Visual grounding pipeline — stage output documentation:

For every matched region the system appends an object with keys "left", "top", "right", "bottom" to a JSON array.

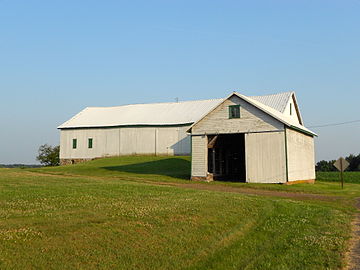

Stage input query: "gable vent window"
[
  {"left": 290, "top": 103, "right": 292, "bottom": 115},
  {"left": 88, "top": 138, "right": 93, "bottom": 149},
  {"left": 229, "top": 105, "right": 240, "bottom": 119},
  {"left": 72, "top": 139, "right": 77, "bottom": 149}
]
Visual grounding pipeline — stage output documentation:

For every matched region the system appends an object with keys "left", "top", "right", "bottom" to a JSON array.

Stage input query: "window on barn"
[
  {"left": 290, "top": 103, "right": 292, "bottom": 115},
  {"left": 72, "top": 139, "right": 77, "bottom": 149},
  {"left": 88, "top": 138, "right": 93, "bottom": 149},
  {"left": 229, "top": 105, "right": 240, "bottom": 119}
]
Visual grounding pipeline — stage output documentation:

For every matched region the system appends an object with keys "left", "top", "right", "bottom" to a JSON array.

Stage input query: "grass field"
[
  {"left": 317, "top": 171, "right": 360, "bottom": 184},
  {"left": 1, "top": 156, "right": 359, "bottom": 269}
]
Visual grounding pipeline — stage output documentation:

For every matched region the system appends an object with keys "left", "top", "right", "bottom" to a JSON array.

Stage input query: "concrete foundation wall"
[
  {"left": 286, "top": 128, "right": 316, "bottom": 182},
  {"left": 60, "top": 126, "right": 191, "bottom": 160},
  {"left": 245, "top": 131, "right": 287, "bottom": 183}
]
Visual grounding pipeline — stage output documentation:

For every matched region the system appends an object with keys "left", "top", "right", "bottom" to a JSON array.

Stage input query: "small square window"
[
  {"left": 72, "top": 139, "right": 77, "bottom": 149},
  {"left": 229, "top": 105, "right": 240, "bottom": 119},
  {"left": 88, "top": 138, "right": 93, "bottom": 149}
]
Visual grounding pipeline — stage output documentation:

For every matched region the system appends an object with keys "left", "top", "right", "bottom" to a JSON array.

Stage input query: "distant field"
[
  {"left": 317, "top": 171, "right": 360, "bottom": 184},
  {"left": 0, "top": 156, "right": 359, "bottom": 269}
]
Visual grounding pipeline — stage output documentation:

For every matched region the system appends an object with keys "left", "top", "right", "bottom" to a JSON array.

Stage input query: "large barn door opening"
[{"left": 207, "top": 134, "right": 246, "bottom": 182}]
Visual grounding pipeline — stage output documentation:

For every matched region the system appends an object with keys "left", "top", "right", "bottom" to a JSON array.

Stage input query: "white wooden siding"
[
  {"left": 192, "top": 95, "right": 284, "bottom": 135},
  {"left": 191, "top": 135, "right": 208, "bottom": 177},
  {"left": 60, "top": 126, "right": 191, "bottom": 159},
  {"left": 283, "top": 96, "right": 301, "bottom": 124},
  {"left": 245, "top": 131, "right": 287, "bottom": 183},
  {"left": 286, "top": 128, "right": 316, "bottom": 181}
]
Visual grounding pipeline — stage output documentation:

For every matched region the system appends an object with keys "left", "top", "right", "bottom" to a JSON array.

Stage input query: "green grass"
[
  {"left": 0, "top": 156, "right": 359, "bottom": 269},
  {"left": 29, "top": 156, "right": 360, "bottom": 197},
  {"left": 30, "top": 156, "right": 192, "bottom": 181},
  {"left": 317, "top": 171, "right": 360, "bottom": 184}
]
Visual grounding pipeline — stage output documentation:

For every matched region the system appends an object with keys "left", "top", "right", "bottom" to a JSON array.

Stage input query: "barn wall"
[
  {"left": 286, "top": 128, "right": 315, "bottom": 182},
  {"left": 119, "top": 128, "right": 156, "bottom": 155},
  {"left": 192, "top": 95, "right": 284, "bottom": 135},
  {"left": 245, "top": 131, "right": 287, "bottom": 183},
  {"left": 60, "top": 128, "right": 120, "bottom": 160},
  {"left": 60, "top": 125, "right": 191, "bottom": 162},
  {"left": 191, "top": 135, "right": 208, "bottom": 178},
  {"left": 283, "top": 96, "right": 301, "bottom": 124}
]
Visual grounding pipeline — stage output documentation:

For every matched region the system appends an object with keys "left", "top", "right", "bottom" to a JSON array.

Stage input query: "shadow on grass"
[{"left": 101, "top": 158, "right": 191, "bottom": 180}]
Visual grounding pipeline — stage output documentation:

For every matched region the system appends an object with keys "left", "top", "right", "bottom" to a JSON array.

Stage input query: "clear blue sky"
[{"left": 1, "top": 0, "right": 359, "bottom": 164}]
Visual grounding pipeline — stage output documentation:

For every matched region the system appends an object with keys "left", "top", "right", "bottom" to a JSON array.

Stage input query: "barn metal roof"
[
  {"left": 235, "top": 92, "right": 316, "bottom": 136},
  {"left": 58, "top": 99, "right": 224, "bottom": 129},
  {"left": 58, "top": 91, "right": 312, "bottom": 135},
  {"left": 251, "top": 92, "right": 293, "bottom": 113}
]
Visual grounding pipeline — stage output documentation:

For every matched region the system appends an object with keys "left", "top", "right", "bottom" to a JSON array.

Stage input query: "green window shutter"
[
  {"left": 236, "top": 105, "right": 240, "bottom": 118},
  {"left": 229, "top": 105, "right": 240, "bottom": 119},
  {"left": 88, "top": 138, "right": 93, "bottom": 149},
  {"left": 72, "top": 139, "right": 77, "bottom": 149}
]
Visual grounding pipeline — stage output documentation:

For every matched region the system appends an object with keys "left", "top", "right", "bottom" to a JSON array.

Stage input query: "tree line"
[
  {"left": 0, "top": 164, "right": 42, "bottom": 168},
  {"left": 316, "top": 154, "right": 360, "bottom": 172}
]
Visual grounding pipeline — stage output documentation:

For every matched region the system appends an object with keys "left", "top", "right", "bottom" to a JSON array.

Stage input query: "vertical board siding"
[
  {"left": 286, "top": 128, "right": 316, "bottom": 181},
  {"left": 60, "top": 126, "right": 191, "bottom": 160},
  {"left": 119, "top": 128, "right": 156, "bottom": 155},
  {"left": 156, "top": 128, "right": 179, "bottom": 155},
  {"left": 191, "top": 135, "right": 207, "bottom": 177},
  {"left": 60, "top": 128, "right": 119, "bottom": 159},
  {"left": 192, "top": 95, "right": 284, "bottom": 135},
  {"left": 245, "top": 131, "right": 287, "bottom": 183}
]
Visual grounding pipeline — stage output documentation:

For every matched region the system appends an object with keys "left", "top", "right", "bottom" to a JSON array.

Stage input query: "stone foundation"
[
  {"left": 190, "top": 176, "right": 316, "bottom": 185},
  {"left": 60, "top": 158, "right": 93, "bottom": 166},
  {"left": 191, "top": 173, "right": 214, "bottom": 182},
  {"left": 284, "top": 179, "right": 315, "bottom": 185}
]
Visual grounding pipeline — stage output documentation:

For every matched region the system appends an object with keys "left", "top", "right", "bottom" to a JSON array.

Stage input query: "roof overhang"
[{"left": 58, "top": 122, "right": 194, "bottom": 130}]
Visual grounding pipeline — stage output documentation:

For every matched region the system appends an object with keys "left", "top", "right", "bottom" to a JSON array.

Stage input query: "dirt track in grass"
[
  {"left": 153, "top": 181, "right": 342, "bottom": 201},
  {"left": 347, "top": 198, "right": 360, "bottom": 270},
  {"left": 19, "top": 169, "right": 342, "bottom": 202},
  {"left": 24, "top": 170, "right": 340, "bottom": 202}
]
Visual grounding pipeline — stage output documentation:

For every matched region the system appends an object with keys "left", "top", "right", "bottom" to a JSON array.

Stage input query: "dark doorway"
[{"left": 207, "top": 134, "right": 246, "bottom": 181}]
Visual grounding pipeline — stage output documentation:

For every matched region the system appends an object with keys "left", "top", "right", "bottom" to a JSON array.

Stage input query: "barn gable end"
[
  {"left": 188, "top": 92, "right": 316, "bottom": 183},
  {"left": 190, "top": 94, "right": 285, "bottom": 135},
  {"left": 281, "top": 93, "right": 303, "bottom": 125}
]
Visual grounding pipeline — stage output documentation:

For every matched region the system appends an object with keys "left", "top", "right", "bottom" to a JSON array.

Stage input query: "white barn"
[
  {"left": 58, "top": 98, "right": 222, "bottom": 164},
  {"left": 188, "top": 92, "right": 316, "bottom": 184},
  {"left": 58, "top": 91, "right": 316, "bottom": 184}
]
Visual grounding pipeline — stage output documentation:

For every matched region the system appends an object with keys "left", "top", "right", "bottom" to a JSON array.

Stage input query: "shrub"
[{"left": 36, "top": 144, "right": 60, "bottom": 166}]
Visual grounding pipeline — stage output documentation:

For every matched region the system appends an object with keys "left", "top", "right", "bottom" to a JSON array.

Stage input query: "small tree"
[{"left": 36, "top": 144, "right": 60, "bottom": 166}]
